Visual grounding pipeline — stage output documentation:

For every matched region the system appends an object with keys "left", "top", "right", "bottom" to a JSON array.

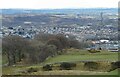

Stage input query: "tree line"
[{"left": 2, "top": 33, "right": 90, "bottom": 66}]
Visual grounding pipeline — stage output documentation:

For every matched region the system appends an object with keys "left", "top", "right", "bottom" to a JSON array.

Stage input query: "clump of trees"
[
  {"left": 35, "top": 33, "right": 70, "bottom": 51},
  {"left": 2, "top": 35, "right": 57, "bottom": 65},
  {"left": 2, "top": 33, "right": 89, "bottom": 66},
  {"left": 2, "top": 35, "right": 29, "bottom": 65}
]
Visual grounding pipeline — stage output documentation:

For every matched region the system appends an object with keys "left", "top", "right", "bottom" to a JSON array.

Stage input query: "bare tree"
[{"left": 2, "top": 35, "right": 29, "bottom": 65}]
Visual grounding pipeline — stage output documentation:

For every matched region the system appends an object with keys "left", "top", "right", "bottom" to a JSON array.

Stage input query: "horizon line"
[{"left": 1, "top": 7, "right": 118, "bottom": 10}]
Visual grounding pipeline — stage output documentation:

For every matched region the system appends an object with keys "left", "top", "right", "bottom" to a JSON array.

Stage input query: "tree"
[
  {"left": 2, "top": 35, "right": 29, "bottom": 65},
  {"left": 46, "top": 45, "right": 57, "bottom": 57},
  {"left": 56, "top": 34, "right": 70, "bottom": 49},
  {"left": 34, "top": 33, "right": 54, "bottom": 43},
  {"left": 13, "top": 36, "right": 29, "bottom": 62},
  {"left": 47, "top": 39, "right": 62, "bottom": 51},
  {"left": 69, "top": 40, "right": 90, "bottom": 49},
  {"left": 24, "top": 39, "right": 57, "bottom": 64},
  {"left": 38, "top": 45, "right": 57, "bottom": 62},
  {"left": 35, "top": 33, "right": 70, "bottom": 50},
  {"left": 25, "top": 40, "right": 44, "bottom": 64},
  {"left": 2, "top": 39, "right": 13, "bottom": 65},
  {"left": 69, "top": 40, "right": 80, "bottom": 49}
]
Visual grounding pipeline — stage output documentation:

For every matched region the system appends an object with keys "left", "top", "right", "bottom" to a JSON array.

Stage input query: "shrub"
[
  {"left": 60, "top": 62, "right": 76, "bottom": 70},
  {"left": 114, "top": 61, "right": 120, "bottom": 68},
  {"left": 27, "top": 67, "right": 38, "bottom": 73},
  {"left": 84, "top": 61, "right": 99, "bottom": 71},
  {"left": 110, "top": 61, "right": 120, "bottom": 71},
  {"left": 88, "top": 49, "right": 100, "bottom": 53},
  {"left": 43, "top": 64, "right": 52, "bottom": 71}
]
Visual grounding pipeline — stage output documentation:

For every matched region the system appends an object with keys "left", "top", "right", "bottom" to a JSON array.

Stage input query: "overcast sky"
[{"left": 0, "top": 0, "right": 119, "bottom": 9}]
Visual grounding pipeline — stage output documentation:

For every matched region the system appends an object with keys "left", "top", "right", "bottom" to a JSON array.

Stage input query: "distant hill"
[{"left": 1, "top": 8, "right": 117, "bottom": 14}]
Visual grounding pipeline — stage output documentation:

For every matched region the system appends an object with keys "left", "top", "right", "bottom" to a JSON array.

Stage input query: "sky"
[{"left": 0, "top": 0, "right": 119, "bottom": 9}]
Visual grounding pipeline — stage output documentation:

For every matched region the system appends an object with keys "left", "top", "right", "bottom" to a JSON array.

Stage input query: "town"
[{"left": 1, "top": 10, "right": 119, "bottom": 51}]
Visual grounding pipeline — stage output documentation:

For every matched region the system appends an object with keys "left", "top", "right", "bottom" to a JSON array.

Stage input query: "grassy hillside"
[
  {"left": 44, "top": 49, "right": 118, "bottom": 64},
  {"left": 2, "top": 48, "right": 119, "bottom": 75},
  {"left": 2, "top": 65, "right": 119, "bottom": 75}
]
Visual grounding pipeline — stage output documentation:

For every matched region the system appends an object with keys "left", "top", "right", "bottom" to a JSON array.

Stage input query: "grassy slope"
[
  {"left": 2, "top": 66, "right": 119, "bottom": 75},
  {"left": 2, "top": 49, "right": 119, "bottom": 75},
  {"left": 44, "top": 50, "right": 118, "bottom": 64}
]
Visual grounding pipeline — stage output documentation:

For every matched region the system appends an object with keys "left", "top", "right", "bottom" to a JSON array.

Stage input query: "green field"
[
  {"left": 44, "top": 50, "right": 118, "bottom": 64},
  {"left": 2, "top": 49, "right": 119, "bottom": 75}
]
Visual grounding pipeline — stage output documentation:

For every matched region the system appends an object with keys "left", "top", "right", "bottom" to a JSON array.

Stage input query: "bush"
[
  {"left": 27, "top": 67, "right": 38, "bottom": 73},
  {"left": 88, "top": 49, "right": 100, "bottom": 53},
  {"left": 114, "top": 61, "right": 120, "bottom": 68},
  {"left": 110, "top": 61, "right": 120, "bottom": 71},
  {"left": 43, "top": 64, "right": 52, "bottom": 71},
  {"left": 84, "top": 61, "right": 99, "bottom": 71},
  {"left": 60, "top": 62, "right": 76, "bottom": 70}
]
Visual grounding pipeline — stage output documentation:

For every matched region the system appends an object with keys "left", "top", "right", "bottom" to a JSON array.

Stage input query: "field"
[
  {"left": 2, "top": 49, "right": 119, "bottom": 75},
  {"left": 44, "top": 51, "right": 118, "bottom": 64}
]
